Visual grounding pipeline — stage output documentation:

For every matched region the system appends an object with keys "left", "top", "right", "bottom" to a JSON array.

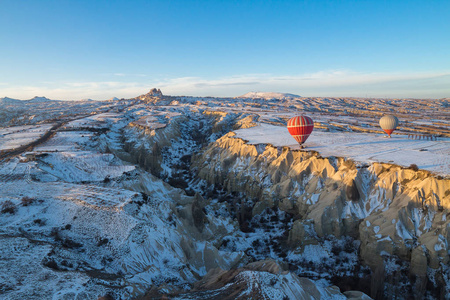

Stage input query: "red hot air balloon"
[{"left": 287, "top": 116, "right": 314, "bottom": 146}]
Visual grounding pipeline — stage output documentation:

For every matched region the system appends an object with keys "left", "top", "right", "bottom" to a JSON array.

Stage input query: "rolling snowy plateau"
[{"left": 0, "top": 90, "right": 449, "bottom": 300}]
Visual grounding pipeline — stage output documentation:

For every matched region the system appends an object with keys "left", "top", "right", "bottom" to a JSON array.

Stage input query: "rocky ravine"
[
  {"left": 2, "top": 101, "right": 448, "bottom": 299},
  {"left": 110, "top": 110, "right": 374, "bottom": 299},
  {"left": 191, "top": 131, "right": 450, "bottom": 299},
  {"left": 117, "top": 109, "right": 449, "bottom": 299}
]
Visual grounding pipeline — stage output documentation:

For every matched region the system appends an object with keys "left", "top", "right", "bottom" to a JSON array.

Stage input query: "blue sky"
[{"left": 1, "top": 0, "right": 449, "bottom": 99}]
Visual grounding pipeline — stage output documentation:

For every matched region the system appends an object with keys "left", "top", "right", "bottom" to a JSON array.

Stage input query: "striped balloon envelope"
[
  {"left": 287, "top": 116, "right": 314, "bottom": 145},
  {"left": 379, "top": 115, "right": 399, "bottom": 137}
]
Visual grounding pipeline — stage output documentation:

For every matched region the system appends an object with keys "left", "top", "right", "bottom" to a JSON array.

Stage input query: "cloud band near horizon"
[{"left": 1, "top": 70, "right": 449, "bottom": 100}]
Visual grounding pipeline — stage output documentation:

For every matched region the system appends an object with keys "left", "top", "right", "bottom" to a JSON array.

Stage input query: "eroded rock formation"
[{"left": 192, "top": 132, "right": 450, "bottom": 298}]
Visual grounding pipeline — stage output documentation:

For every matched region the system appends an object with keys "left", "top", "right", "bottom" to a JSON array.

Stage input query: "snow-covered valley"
[{"left": 0, "top": 90, "right": 449, "bottom": 299}]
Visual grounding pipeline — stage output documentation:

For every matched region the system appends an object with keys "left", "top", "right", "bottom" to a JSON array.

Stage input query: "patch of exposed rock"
[{"left": 141, "top": 260, "right": 370, "bottom": 300}]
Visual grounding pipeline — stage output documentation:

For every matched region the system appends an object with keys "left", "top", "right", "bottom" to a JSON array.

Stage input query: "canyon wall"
[
  {"left": 114, "top": 110, "right": 449, "bottom": 298},
  {"left": 192, "top": 132, "right": 450, "bottom": 298}
]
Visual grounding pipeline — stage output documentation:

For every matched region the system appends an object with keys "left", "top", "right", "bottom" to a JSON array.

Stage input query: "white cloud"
[
  {"left": 155, "top": 70, "right": 450, "bottom": 98},
  {"left": 112, "top": 73, "right": 147, "bottom": 77},
  {"left": 1, "top": 70, "right": 449, "bottom": 100},
  {"left": 0, "top": 81, "right": 151, "bottom": 100}
]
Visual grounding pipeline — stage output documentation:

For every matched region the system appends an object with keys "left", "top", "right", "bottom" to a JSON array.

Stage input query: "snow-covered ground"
[
  {"left": 234, "top": 123, "right": 450, "bottom": 176},
  {"left": 63, "top": 112, "right": 123, "bottom": 129},
  {"left": 239, "top": 91, "right": 301, "bottom": 99},
  {"left": 0, "top": 124, "right": 54, "bottom": 151}
]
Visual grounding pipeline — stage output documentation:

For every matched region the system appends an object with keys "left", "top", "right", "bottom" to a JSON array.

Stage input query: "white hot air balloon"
[{"left": 379, "top": 115, "right": 399, "bottom": 137}]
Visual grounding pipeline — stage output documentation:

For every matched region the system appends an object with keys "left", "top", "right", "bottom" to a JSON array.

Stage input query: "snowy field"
[
  {"left": 34, "top": 131, "right": 95, "bottom": 152},
  {"left": 234, "top": 123, "right": 450, "bottom": 176},
  {"left": 0, "top": 124, "right": 54, "bottom": 151},
  {"left": 63, "top": 112, "right": 123, "bottom": 129}
]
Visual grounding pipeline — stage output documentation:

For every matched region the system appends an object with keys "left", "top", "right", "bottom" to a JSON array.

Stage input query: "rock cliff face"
[{"left": 192, "top": 132, "right": 450, "bottom": 298}]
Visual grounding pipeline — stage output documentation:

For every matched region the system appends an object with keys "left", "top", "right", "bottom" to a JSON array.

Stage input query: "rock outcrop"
[
  {"left": 141, "top": 260, "right": 370, "bottom": 300},
  {"left": 133, "top": 88, "right": 164, "bottom": 104}
]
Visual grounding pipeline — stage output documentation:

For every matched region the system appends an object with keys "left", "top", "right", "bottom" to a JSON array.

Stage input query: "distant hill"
[
  {"left": 239, "top": 92, "right": 301, "bottom": 99},
  {"left": 0, "top": 97, "right": 21, "bottom": 104},
  {"left": 0, "top": 96, "right": 95, "bottom": 103},
  {"left": 28, "top": 96, "right": 54, "bottom": 103},
  {"left": 0, "top": 96, "right": 57, "bottom": 104}
]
